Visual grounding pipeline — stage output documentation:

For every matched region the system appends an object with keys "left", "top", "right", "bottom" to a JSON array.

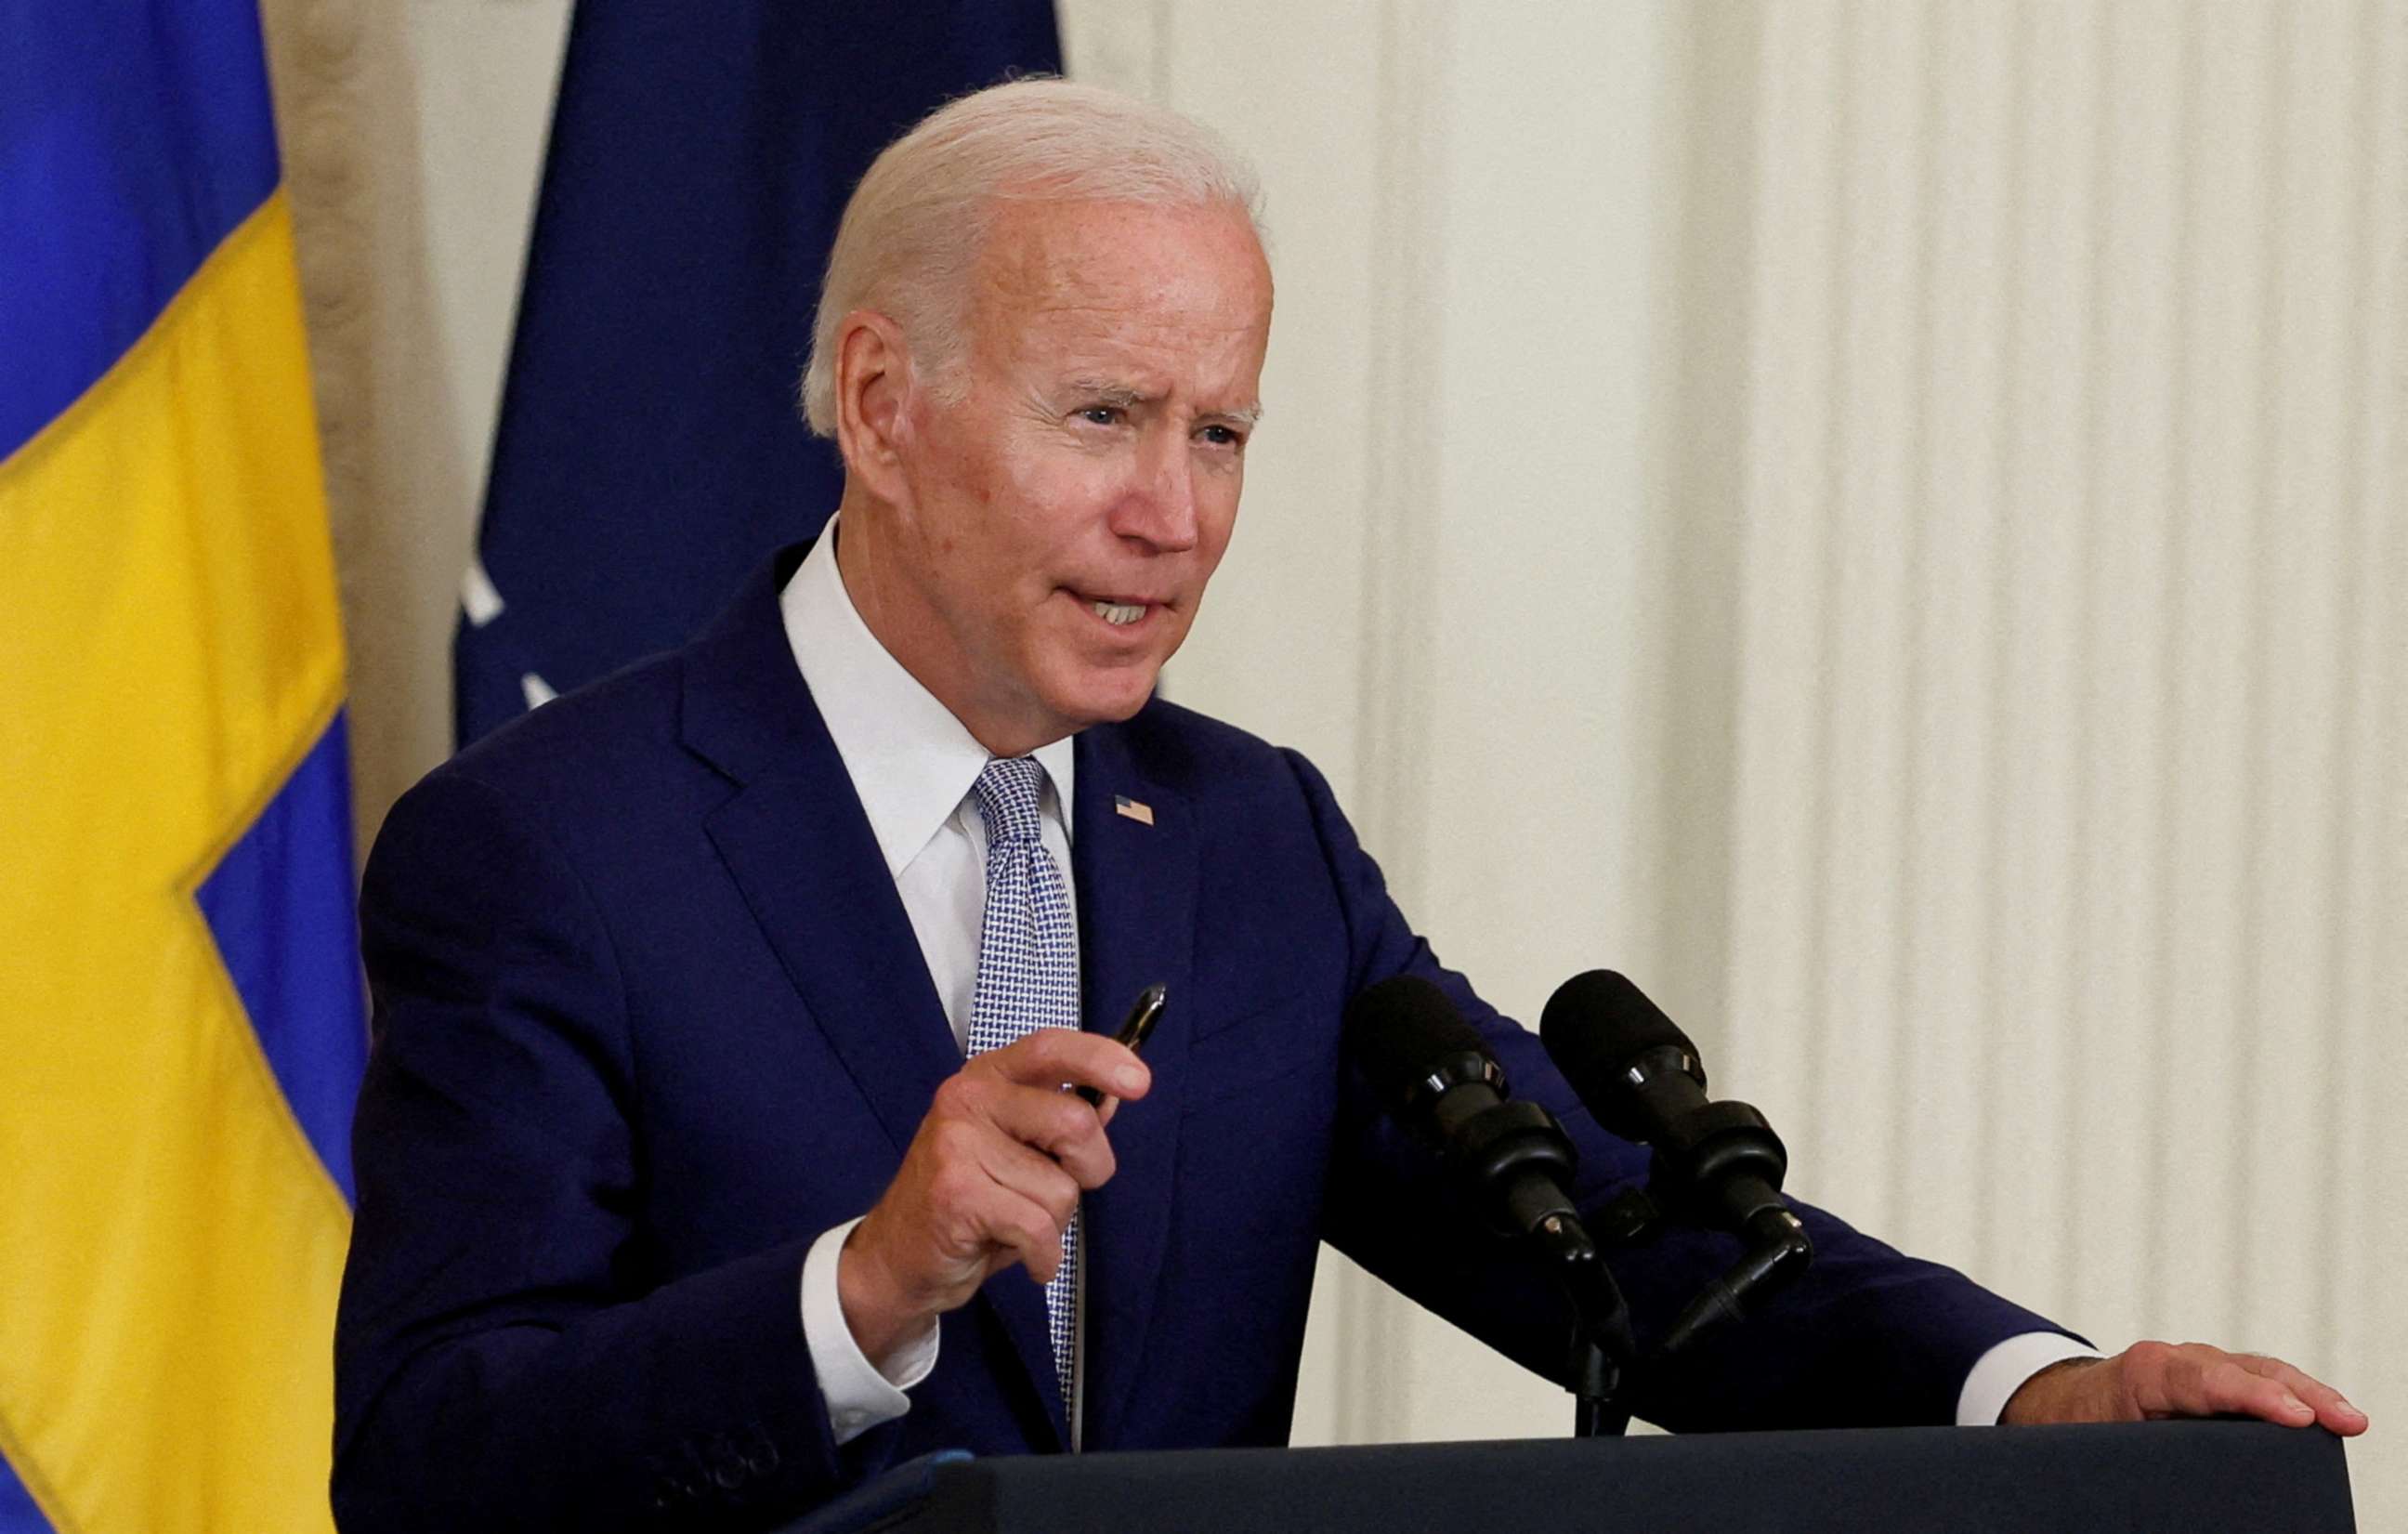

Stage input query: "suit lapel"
[
  {"left": 1071, "top": 721, "right": 1197, "bottom": 1448},
  {"left": 682, "top": 549, "right": 961, "bottom": 1162},
  {"left": 704, "top": 780, "right": 962, "bottom": 1160}
]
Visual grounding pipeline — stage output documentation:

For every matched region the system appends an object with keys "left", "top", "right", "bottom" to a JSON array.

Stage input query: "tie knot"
[{"left": 972, "top": 756, "right": 1048, "bottom": 846}]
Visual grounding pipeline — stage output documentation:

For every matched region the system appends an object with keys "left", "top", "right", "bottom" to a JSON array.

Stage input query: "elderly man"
[{"left": 332, "top": 81, "right": 2361, "bottom": 1532}]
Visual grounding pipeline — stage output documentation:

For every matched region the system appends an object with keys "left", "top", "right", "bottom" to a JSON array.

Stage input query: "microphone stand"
[
  {"left": 1568, "top": 1298, "right": 1631, "bottom": 1439},
  {"left": 1528, "top": 1203, "right": 1642, "bottom": 1438},
  {"left": 1552, "top": 1187, "right": 1813, "bottom": 1436}
]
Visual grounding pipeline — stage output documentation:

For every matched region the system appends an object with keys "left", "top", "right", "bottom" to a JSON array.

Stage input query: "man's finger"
[
  {"left": 2140, "top": 1345, "right": 2317, "bottom": 1428},
  {"left": 2196, "top": 1356, "right": 2314, "bottom": 1424},
  {"left": 979, "top": 1081, "right": 1120, "bottom": 1189},
  {"left": 2233, "top": 1354, "right": 2371, "bottom": 1436},
  {"left": 972, "top": 1127, "right": 1087, "bottom": 1234},
  {"left": 976, "top": 1184, "right": 1070, "bottom": 1284},
  {"left": 975, "top": 1028, "right": 1150, "bottom": 1103}
]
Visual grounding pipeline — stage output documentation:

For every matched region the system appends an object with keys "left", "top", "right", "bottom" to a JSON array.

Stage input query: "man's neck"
[{"left": 830, "top": 499, "right": 1067, "bottom": 760}]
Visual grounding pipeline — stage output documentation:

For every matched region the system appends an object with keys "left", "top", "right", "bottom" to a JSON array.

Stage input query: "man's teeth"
[{"left": 1092, "top": 600, "right": 1145, "bottom": 626}]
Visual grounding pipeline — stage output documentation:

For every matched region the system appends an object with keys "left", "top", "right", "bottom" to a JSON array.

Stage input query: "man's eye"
[
  {"left": 1198, "top": 424, "right": 1245, "bottom": 449},
  {"left": 1078, "top": 406, "right": 1125, "bottom": 426}
]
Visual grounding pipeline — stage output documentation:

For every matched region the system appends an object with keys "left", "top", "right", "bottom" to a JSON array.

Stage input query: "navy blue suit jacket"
[{"left": 334, "top": 547, "right": 2061, "bottom": 1531}]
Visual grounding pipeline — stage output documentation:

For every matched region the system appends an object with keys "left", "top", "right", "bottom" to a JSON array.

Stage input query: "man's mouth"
[{"left": 1069, "top": 589, "right": 1160, "bottom": 627}]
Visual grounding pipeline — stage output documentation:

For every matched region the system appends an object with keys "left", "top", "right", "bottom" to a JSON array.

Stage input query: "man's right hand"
[{"left": 837, "top": 1029, "right": 1150, "bottom": 1369}]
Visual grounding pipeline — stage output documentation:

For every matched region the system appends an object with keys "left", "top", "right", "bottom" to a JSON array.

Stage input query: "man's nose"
[{"left": 1111, "top": 428, "right": 1199, "bottom": 552}]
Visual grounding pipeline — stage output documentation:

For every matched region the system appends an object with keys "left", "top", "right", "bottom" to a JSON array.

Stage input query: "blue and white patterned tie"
[{"left": 966, "top": 755, "right": 1080, "bottom": 1413}]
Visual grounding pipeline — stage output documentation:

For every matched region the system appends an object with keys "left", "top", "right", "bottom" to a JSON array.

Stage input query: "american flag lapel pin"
[{"left": 1114, "top": 794, "right": 1155, "bottom": 826}]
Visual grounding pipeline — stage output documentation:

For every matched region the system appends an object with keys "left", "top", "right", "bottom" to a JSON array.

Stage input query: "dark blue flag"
[{"left": 456, "top": 1, "right": 1061, "bottom": 745}]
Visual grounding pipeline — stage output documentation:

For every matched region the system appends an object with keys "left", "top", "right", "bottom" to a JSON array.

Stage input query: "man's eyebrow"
[
  {"left": 1065, "top": 378, "right": 1149, "bottom": 409},
  {"left": 1063, "top": 378, "right": 1262, "bottom": 428}
]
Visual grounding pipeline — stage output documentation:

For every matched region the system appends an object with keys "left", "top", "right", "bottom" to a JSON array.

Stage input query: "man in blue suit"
[{"left": 333, "top": 80, "right": 2362, "bottom": 1533}]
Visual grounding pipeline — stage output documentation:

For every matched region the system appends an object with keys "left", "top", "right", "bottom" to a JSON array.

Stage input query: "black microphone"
[
  {"left": 1538, "top": 970, "right": 1792, "bottom": 1235},
  {"left": 1540, "top": 970, "right": 1812, "bottom": 1352},
  {"left": 1345, "top": 975, "right": 1584, "bottom": 1242},
  {"left": 1346, "top": 975, "right": 1636, "bottom": 1417}
]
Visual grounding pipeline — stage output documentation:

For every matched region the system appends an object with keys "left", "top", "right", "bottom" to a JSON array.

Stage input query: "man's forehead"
[
  {"left": 974, "top": 197, "right": 1270, "bottom": 308},
  {"left": 959, "top": 199, "right": 1272, "bottom": 411}
]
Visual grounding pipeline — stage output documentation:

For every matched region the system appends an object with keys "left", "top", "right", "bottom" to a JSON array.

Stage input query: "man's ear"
[{"left": 832, "top": 310, "right": 914, "bottom": 503}]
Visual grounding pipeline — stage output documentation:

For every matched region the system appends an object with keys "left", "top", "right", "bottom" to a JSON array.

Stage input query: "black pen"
[{"left": 1078, "top": 983, "right": 1168, "bottom": 1107}]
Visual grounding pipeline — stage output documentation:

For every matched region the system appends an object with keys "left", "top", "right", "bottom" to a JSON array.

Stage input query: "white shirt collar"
[{"left": 779, "top": 517, "right": 1076, "bottom": 878}]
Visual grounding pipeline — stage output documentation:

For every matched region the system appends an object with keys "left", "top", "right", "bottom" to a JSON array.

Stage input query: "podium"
[{"left": 787, "top": 1422, "right": 2353, "bottom": 1533}]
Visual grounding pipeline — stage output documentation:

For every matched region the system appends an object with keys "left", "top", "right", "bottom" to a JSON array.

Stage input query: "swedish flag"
[{"left": 0, "top": 4, "right": 366, "bottom": 1529}]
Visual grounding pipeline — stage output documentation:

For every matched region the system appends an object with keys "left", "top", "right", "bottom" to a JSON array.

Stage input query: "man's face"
[{"left": 871, "top": 198, "right": 1273, "bottom": 754}]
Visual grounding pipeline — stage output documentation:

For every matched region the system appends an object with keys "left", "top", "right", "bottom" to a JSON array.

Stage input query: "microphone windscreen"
[
  {"left": 1539, "top": 970, "right": 1695, "bottom": 1103},
  {"left": 1345, "top": 975, "right": 1489, "bottom": 1111}
]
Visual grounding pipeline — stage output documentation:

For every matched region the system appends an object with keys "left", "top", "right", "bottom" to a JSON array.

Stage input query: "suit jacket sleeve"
[
  {"left": 1280, "top": 747, "right": 2073, "bottom": 1430},
  {"left": 334, "top": 769, "right": 888, "bottom": 1532}
]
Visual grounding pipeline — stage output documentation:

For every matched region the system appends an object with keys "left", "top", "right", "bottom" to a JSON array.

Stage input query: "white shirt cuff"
[
  {"left": 1956, "top": 1331, "right": 2103, "bottom": 1425},
  {"left": 800, "top": 1217, "right": 940, "bottom": 1446}
]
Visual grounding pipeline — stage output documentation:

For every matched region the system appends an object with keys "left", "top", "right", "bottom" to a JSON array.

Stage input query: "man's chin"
[
  {"left": 1051, "top": 666, "right": 1165, "bottom": 730},
  {"left": 1071, "top": 686, "right": 1159, "bottom": 728}
]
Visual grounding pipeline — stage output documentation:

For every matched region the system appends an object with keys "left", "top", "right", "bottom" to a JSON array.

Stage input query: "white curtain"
[
  {"left": 1722, "top": 0, "right": 2407, "bottom": 1392},
  {"left": 1068, "top": 1, "right": 2407, "bottom": 1519}
]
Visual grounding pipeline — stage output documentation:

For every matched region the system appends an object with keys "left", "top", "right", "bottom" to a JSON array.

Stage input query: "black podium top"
[{"left": 826, "top": 1422, "right": 2351, "bottom": 1534}]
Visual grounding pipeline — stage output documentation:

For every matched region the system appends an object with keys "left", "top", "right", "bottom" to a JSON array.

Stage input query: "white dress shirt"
[{"left": 779, "top": 518, "right": 2092, "bottom": 1442}]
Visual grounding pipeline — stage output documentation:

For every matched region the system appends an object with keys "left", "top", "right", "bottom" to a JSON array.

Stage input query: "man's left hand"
[{"left": 2002, "top": 1342, "right": 2368, "bottom": 1434}]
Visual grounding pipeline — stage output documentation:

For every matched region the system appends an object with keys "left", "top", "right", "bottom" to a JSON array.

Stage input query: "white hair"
[{"left": 798, "top": 77, "right": 1265, "bottom": 438}]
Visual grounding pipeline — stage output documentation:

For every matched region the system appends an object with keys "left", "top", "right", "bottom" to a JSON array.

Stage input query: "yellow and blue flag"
[{"left": 0, "top": 4, "right": 366, "bottom": 1530}]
